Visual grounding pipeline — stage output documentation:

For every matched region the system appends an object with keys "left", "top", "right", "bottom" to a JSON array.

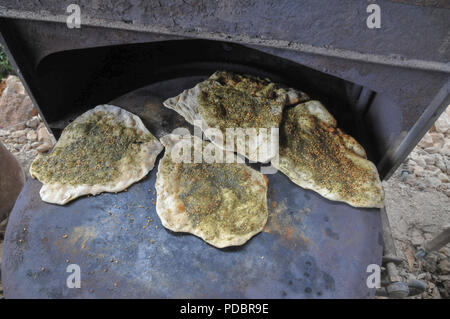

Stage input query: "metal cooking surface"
[{"left": 2, "top": 76, "right": 383, "bottom": 298}]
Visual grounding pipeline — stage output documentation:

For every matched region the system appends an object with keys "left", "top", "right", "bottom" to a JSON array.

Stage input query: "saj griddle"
[{"left": 2, "top": 76, "right": 382, "bottom": 298}]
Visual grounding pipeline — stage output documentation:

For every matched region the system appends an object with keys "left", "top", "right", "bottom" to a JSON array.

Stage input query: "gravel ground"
[
  {"left": 381, "top": 106, "right": 449, "bottom": 299},
  {"left": 383, "top": 172, "right": 450, "bottom": 298},
  {"left": 0, "top": 77, "right": 448, "bottom": 298}
]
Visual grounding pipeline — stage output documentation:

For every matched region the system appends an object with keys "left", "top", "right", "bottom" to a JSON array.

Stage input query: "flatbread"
[
  {"left": 273, "top": 101, "right": 384, "bottom": 208},
  {"left": 155, "top": 133, "right": 269, "bottom": 248},
  {"left": 163, "top": 71, "right": 309, "bottom": 163},
  {"left": 30, "top": 105, "right": 163, "bottom": 205}
]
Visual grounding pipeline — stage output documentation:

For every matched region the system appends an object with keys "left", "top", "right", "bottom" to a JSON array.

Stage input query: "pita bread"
[
  {"left": 273, "top": 101, "right": 384, "bottom": 208},
  {"left": 30, "top": 105, "right": 163, "bottom": 205},
  {"left": 155, "top": 133, "right": 269, "bottom": 248},
  {"left": 163, "top": 71, "right": 309, "bottom": 163}
]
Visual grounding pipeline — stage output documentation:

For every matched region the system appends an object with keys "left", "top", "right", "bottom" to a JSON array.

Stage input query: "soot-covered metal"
[{"left": 2, "top": 79, "right": 383, "bottom": 298}]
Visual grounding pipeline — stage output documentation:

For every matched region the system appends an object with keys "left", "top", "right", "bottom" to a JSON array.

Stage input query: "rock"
[
  {"left": 423, "top": 258, "right": 438, "bottom": 274},
  {"left": 438, "top": 259, "right": 450, "bottom": 274},
  {"left": 22, "top": 144, "right": 31, "bottom": 151},
  {"left": 443, "top": 281, "right": 450, "bottom": 295},
  {"left": 435, "top": 155, "right": 448, "bottom": 174},
  {"left": 424, "top": 156, "right": 435, "bottom": 165},
  {"left": 442, "top": 140, "right": 450, "bottom": 157},
  {"left": 30, "top": 141, "right": 42, "bottom": 148},
  {"left": 441, "top": 247, "right": 450, "bottom": 258},
  {"left": 424, "top": 146, "right": 438, "bottom": 154},
  {"left": 0, "top": 75, "right": 36, "bottom": 128},
  {"left": 438, "top": 173, "right": 449, "bottom": 183},
  {"left": 431, "top": 286, "right": 442, "bottom": 299},
  {"left": 418, "top": 133, "right": 434, "bottom": 149},
  {"left": 5, "top": 75, "right": 25, "bottom": 95},
  {"left": 411, "top": 228, "right": 425, "bottom": 246},
  {"left": 416, "top": 182, "right": 426, "bottom": 191},
  {"left": 10, "top": 129, "right": 26, "bottom": 139},
  {"left": 25, "top": 116, "right": 39, "bottom": 128},
  {"left": 399, "top": 170, "right": 409, "bottom": 182},
  {"left": 0, "top": 78, "right": 6, "bottom": 96},
  {"left": 36, "top": 143, "right": 52, "bottom": 153},
  {"left": 412, "top": 156, "right": 427, "bottom": 168},
  {"left": 445, "top": 188, "right": 450, "bottom": 197},
  {"left": 416, "top": 147, "right": 428, "bottom": 155},
  {"left": 425, "top": 176, "right": 442, "bottom": 189},
  {"left": 11, "top": 143, "right": 21, "bottom": 151},
  {"left": 37, "top": 125, "right": 51, "bottom": 143},
  {"left": 430, "top": 132, "right": 445, "bottom": 147},
  {"left": 434, "top": 108, "right": 449, "bottom": 134},
  {"left": 410, "top": 151, "right": 420, "bottom": 161},
  {"left": 413, "top": 165, "right": 424, "bottom": 177},
  {"left": 26, "top": 130, "right": 37, "bottom": 142},
  {"left": 427, "top": 167, "right": 442, "bottom": 176},
  {"left": 0, "top": 216, "right": 7, "bottom": 232},
  {"left": 8, "top": 122, "right": 27, "bottom": 130},
  {"left": 404, "top": 174, "right": 417, "bottom": 186},
  {"left": 417, "top": 273, "right": 427, "bottom": 280},
  {"left": 0, "top": 129, "right": 9, "bottom": 137}
]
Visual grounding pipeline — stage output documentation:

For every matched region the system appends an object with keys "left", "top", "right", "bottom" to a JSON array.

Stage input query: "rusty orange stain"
[
  {"left": 298, "top": 232, "right": 313, "bottom": 246},
  {"left": 262, "top": 175, "right": 268, "bottom": 185},
  {"left": 54, "top": 225, "right": 102, "bottom": 257},
  {"left": 262, "top": 199, "right": 319, "bottom": 251},
  {"left": 177, "top": 202, "right": 186, "bottom": 212},
  {"left": 284, "top": 227, "right": 293, "bottom": 241}
]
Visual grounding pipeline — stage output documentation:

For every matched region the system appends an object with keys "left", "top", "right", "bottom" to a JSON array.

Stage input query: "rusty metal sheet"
[{"left": 2, "top": 77, "right": 383, "bottom": 299}]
